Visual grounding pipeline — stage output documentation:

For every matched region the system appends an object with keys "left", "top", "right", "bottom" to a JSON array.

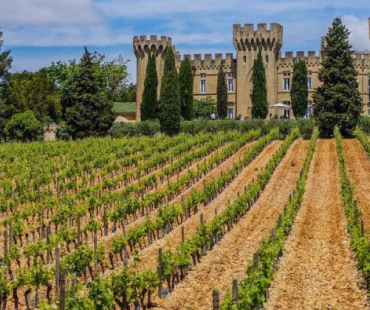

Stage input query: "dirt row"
[
  {"left": 153, "top": 140, "right": 309, "bottom": 310},
  {"left": 264, "top": 140, "right": 368, "bottom": 310},
  {"left": 131, "top": 140, "right": 283, "bottom": 275},
  {"left": 343, "top": 139, "right": 370, "bottom": 232}
]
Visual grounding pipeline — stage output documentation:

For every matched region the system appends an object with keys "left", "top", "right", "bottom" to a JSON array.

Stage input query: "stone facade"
[
  {"left": 134, "top": 20, "right": 370, "bottom": 121},
  {"left": 43, "top": 123, "right": 59, "bottom": 142}
]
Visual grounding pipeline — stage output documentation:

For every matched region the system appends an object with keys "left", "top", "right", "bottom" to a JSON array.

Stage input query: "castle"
[{"left": 134, "top": 19, "right": 370, "bottom": 121}]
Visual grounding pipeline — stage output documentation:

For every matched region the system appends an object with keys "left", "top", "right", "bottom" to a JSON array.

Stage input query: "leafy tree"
[
  {"left": 179, "top": 58, "right": 194, "bottom": 120},
  {"left": 0, "top": 69, "right": 61, "bottom": 123},
  {"left": 119, "top": 83, "right": 136, "bottom": 102},
  {"left": 0, "top": 27, "right": 13, "bottom": 139},
  {"left": 104, "top": 55, "right": 129, "bottom": 102},
  {"left": 158, "top": 46, "right": 180, "bottom": 135},
  {"left": 65, "top": 47, "right": 114, "bottom": 139},
  {"left": 193, "top": 96, "right": 217, "bottom": 119},
  {"left": 216, "top": 66, "right": 228, "bottom": 119},
  {"left": 4, "top": 110, "right": 42, "bottom": 142},
  {"left": 313, "top": 18, "right": 362, "bottom": 137},
  {"left": 291, "top": 59, "right": 308, "bottom": 119},
  {"left": 141, "top": 53, "right": 158, "bottom": 121},
  {"left": 252, "top": 48, "right": 268, "bottom": 119},
  {"left": 0, "top": 27, "right": 12, "bottom": 86}
]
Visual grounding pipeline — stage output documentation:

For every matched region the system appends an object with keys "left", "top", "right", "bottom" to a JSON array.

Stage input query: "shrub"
[{"left": 4, "top": 110, "right": 42, "bottom": 142}]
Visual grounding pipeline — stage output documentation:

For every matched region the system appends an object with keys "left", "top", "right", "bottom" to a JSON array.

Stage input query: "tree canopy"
[
  {"left": 179, "top": 58, "right": 194, "bottom": 120},
  {"left": 158, "top": 47, "right": 181, "bottom": 136},
  {"left": 313, "top": 18, "right": 362, "bottom": 137},
  {"left": 217, "top": 66, "right": 228, "bottom": 119},
  {"left": 141, "top": 52, "right": 158, "bottom": 121},
  {"left": 291, "top": 59, "right": 308, "bottom": 119},
  {"left": 252, "top": 48, "right": 268, "bottom": 119}
]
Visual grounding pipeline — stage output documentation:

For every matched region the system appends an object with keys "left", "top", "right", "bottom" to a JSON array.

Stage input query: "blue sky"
[{"left": 1, "top": 0, "right": 370, "bottom": 83}]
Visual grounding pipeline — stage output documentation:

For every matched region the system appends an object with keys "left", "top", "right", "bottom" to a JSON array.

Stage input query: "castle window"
[
  {"left": 283, "top": 72, "right": 291, "bottom": 91},
  {"left": 265, "top": 55, "right": 269, "bottom": 63},
  {"left": 243, "top": 56, "right": 246, "bottom": 65},
  {"left": 228, "top": 107, "right": 234, "bottom": 119},
  {"left": 200, "top": 73, "right": 206, "bottom": 93},
  {"left": 308, "top": 72, "right": 313, "bottom": 90},
  {"left": 228, "top": 102, "right": 233, "bottom": 107},
  {"left": 228, "top": 79, "right": 234, "bottom": 92}
]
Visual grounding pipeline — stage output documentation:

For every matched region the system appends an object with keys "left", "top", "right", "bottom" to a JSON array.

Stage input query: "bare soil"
[
  {"left": 343, "top": 139, "right": 370, "bottom": 232},
  {"left": 264, "top": 139, "right": 368, "bottom": 310},
  {"left": 153, "top": 140, "right": 309, "bottom": 310},
  {"left": 132, "top": 141, "right": 283, "bottom": 275}
]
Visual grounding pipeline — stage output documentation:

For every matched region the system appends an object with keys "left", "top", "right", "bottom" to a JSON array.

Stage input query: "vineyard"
[{"left": 1, "top": 127, "right": 370, "bottom": 310}]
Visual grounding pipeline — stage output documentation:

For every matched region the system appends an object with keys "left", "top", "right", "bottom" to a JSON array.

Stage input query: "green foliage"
[
  {"left": 4, "top": 110, "right": 42, "bottom": 141},
  {"left": 179, "top": 58, "right": 194, "bottom": 120},
  {"left": 57, "top": 121, "right": 71, "bottom": 141},
  {"left": 291, "top": 60, "right": 308, "bottom": 119},
  {"left": 87, "top": 276, "right": 114, "bottom": 310},
  {"left": 217, "top": 66, "right": 228, "bottom": 119},
  {"left": 252, "top": 48, "right": 268, "bottom": 119},
  {"left": 104, "top": 55, "right": 129, "bottom": 102},
  {"left": 338, "top": 127, "right": 370, "bottom": 281},
  {"left": 313, "top": 18, "right": 362, "bottom": 137},
  {"left": 158, "top": 47, "right": 180, "bottom": 136},
  {"left": 0, "top": 26, "right": 12, "bottom": 85},
  {"left": 192, "top": 96, "right": 217, "bottom": 119},
  {"left": 141, "top": 53, "right": 158, "bottom": 121},
  {"left": 65, "top": 47, "right": 114, "bottom": 139}
]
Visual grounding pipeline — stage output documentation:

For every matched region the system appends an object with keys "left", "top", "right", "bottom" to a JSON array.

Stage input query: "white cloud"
[
  {"left": 0, "top": 0, "right": 103, "bottom": 25},
  {"left": 2, "top": 25, "right": 133, "bottom": 47},
  {"left": 342, "top": 15, "right": 370, "bottom": 50}
]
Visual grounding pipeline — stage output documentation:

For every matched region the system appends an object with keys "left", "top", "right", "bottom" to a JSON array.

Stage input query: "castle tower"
[
  {"left": 133, "top": 35, "right": 174, "bottom": 121},
  {"left": 233, "top": 23, "right": 283, "bottom": 117}
]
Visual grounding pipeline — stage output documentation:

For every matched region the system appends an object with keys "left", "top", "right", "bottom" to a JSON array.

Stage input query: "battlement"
[
  {"left": 133, "top": 35, "right": 174, "bottom": 58},
  {"left": 353, "top": 52, "right": 370, "bottom": 68},
  {"left": 174, "top": 53, "right": 235, "bottom": 69},
  {"left": 278, "top": 51, "right": 320, "bottom": 65},
  {"left": 233, "top": 23, "right": 283, "bottom": 52}
]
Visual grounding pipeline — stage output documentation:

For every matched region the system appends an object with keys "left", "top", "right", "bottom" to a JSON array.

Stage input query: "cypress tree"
[
  {"left": 216, "top": 66, "right": 228, "bottom": 119},
  {"left": 179, "top": 58, "right": 194, "bottom": 120},
  {"left": 313, "top": 18, "right": 362, "bottom": 137},
  {"left": 252, "top": 48, "right": 268, "bottom": 119},
  {"left": 291, "top": 59, "right": 308, "bottom": 119},
  {"left": 66, "top": 47, "right": 113, "bottom": 139},
  {"left": 141, "top": 52, "right": 158, "bottom": 121},
  {"left": 158, "top": 46, "right": 180, "bottom": 135}
]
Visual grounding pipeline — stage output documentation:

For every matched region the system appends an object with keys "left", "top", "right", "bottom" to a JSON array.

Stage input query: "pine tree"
[
  {"left": 179, "top": 58, "right": 194, "bottom": 120},
  {"left": 291, "top": 59, "right": 308, "bottom": 119},
  {"left": 217, "top": 66, "right": 228, "bottom": 119},
  {"left": 252, "top": 48, "right": 268, "bottom": 119},
  {"left": 141, "top": 53, "right": 158, "bottom": 121},
  {"left": 66, "top": 47, "right": 113, "bottom": 139},
  {"left": 158, "top": 46, "right": 180, "bottom": 135},
  {"left": 313, "top": 18, "right": 362, "bottom": 137}
]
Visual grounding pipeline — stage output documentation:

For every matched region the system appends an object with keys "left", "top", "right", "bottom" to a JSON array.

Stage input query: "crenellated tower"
[
  {"left": 133, "top": 35, "right": 174, "bottom": 121},
  {"left": 233, "top": 23, "right": 283, "bottom": 117}
]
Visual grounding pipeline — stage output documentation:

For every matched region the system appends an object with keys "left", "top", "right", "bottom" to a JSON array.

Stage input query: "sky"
[{"left": 1, "top": 0, "right": 370, "bottom": 83}]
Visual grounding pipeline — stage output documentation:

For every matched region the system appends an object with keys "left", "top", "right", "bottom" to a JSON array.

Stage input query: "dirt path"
[
  {"left": 153, "top": 140, "right": 309, "bottom": 310},
  {"left": 132, "top": 141, "right": 283, "bottom": 274},
  {"left": 343, "top": 139, "right": 370, "bottom": 232},
  {"left": 264, "top": 139, "right": 368, "bottom": 310}
]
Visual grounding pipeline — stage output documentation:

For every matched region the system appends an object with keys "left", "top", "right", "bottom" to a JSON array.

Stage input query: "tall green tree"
[
  {"left": 158, "top": 46, "right": 180, "bottom": 135},
  {"left": 65, "top": 47, "right": 114, "bottom": 139},
  {"left": 141, "top": 53, "right": 158, "bottom": 121},
  {"left": 0, "top": 27, "right": 13, "bottom": 140},
  {"left": 252, "top": 48, "right": 268, "bottom": 119},
  {"left": 291, "top": 59, "right": 308, "bottom": 119},
  {"left": 217, "top": 66, "right": 228, "bottom": 119},
  {"left": 179, "top": 58, "right": 194, "bottom": 120},
  {"left": 313, "top": 18, "right": 362, "bottom": 137}
]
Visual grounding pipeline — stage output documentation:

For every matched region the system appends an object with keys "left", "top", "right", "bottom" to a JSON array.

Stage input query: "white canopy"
[{"left": 269, "top": 102, "right": 291, "bottom": 109}]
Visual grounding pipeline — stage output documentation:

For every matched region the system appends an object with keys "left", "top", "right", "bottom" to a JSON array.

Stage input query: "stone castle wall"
[{"left": 134, "top": 21, "right": 370, "bottom": 121}]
